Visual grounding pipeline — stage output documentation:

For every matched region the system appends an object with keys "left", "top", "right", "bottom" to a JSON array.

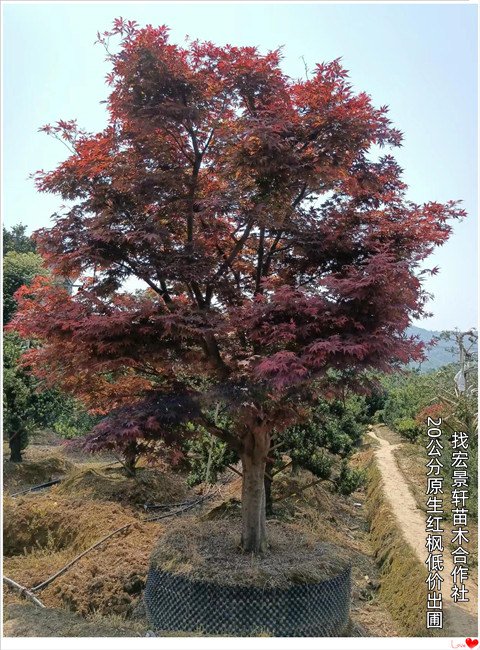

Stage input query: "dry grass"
[
  {"left": 3, "top": 492, "right": 163, "bottom": 617},
  {"left": 3, "top": 455, "right": 74, "bottom": 494},
  {"left": 54, "top": 465, "right": 187, "bottom": 507},
  {"left": 3, "top": 603, "right": 146, "bottom": 637},
  {"left": 151, "top": 516, "right": 351, "bottom": 588},
  {"left": 365, "top": 461, "right": 431, "bottom": 636},
  {"left": 3, "top": 494, "right": 135, "bottom": 557},
  {"left": 3, "top": 437, "right": 400, "bottom": 637}
]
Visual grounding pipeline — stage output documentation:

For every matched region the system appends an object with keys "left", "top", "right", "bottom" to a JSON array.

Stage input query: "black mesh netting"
[{"left": 144, "top": 565, "right": 352, "bottom": 636}]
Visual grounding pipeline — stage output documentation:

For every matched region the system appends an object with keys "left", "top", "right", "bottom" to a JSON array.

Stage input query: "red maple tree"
[{"left": 11, "top": 19, "right": 464, "bottom": 553}]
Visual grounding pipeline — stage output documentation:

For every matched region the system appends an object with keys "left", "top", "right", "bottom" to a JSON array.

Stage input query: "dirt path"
[{"left": 367, "top": 425, "right": 478, "bottom": 636}]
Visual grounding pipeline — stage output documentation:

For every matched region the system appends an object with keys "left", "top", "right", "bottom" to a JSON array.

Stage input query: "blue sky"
[{"left": 2, "top": 2, "right": 478, "bottom": 330}]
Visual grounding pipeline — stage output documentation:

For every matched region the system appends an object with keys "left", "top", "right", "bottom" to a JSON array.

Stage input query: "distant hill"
[{"left": 406, "top": 326, "right": 461, "bottom": 372}]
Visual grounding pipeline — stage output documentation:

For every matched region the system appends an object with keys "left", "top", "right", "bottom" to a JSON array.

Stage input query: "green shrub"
[
  {"left": 394, "top": 417, "right": 421, "bottom": 442},
  {"left": 184, "top": 426, "right": 237, "bottom": 487},
  {"left": 335, "top": 459, "right": 366, "bottom": 495}
]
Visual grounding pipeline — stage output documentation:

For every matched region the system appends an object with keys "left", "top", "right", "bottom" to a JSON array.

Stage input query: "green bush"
[
  {"left": 52, "top": 402, "right": 99, "bottom": 439},
  {"left": 335, "top": 460, "right": 366, "bottom": 495},
  {"left": 3, "top": 251, "right": 46, "bottom": 324},
  {"left": 276, "top": 395, "right": 369, "bottom": 494},
  {"left": 394, "top": 417, "right": 422, "bottom": 442},
  {"left": 183, "top": 410, "right": 238, "bottom": 487}
]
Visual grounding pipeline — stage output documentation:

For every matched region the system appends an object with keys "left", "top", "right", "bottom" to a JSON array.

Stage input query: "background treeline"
[{"left": 3, "top": 224, "right": 98, "bottom": 461}]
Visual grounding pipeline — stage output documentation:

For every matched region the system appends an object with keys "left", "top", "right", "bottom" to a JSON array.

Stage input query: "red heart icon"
[{"left": 466, "top": 640, "right": 478, "bottom": 649}]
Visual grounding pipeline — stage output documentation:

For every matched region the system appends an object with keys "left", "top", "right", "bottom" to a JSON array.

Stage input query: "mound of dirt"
[
  {"left": 54, "top": 466, "right": 187, "bottom": 507},
  {"left": 3, "top": 493, "right": 164, "bottom": 618},
  {"left": 3, "top": 494, "right": 135, "bottom": 557},
  {"left": 3, "top": 455, "right": 74, "bottom": 494},
  {"left": 40, "top": 520, "right": 162, "bottom": 617},
  {"left": 151, "top": 517, "right": 351, "bottom": 588},
  {"left": 3, "top": 603, "right": 146, "bottom": 637}
]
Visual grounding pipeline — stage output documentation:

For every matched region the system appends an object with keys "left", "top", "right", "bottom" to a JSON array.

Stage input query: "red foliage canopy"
[{"left": 11, "top": 19, "right": 464, "bottom": 454}]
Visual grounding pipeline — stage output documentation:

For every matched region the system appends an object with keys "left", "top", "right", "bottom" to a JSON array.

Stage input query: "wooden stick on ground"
[
  {"left": 3, "top": 576, "right": 46, "bottom": 608},
  {"left": 31, "top": 523, "right": 133, "bottom": 593}
]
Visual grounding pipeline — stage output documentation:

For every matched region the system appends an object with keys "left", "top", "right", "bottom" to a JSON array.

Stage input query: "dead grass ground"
[
  {"left": 54, "top": 465, "right": 187, "bottom": 507},
  {"left": 3, "top": 491, "right": 166, "bottom": 618},
  {"left": 3, "top": 435, "right": 398, "bottom": 637},
  {"left": 3, "top": 603, "right": 147, "bottom": 637},
  {"left": 3, "top": 455, "right": 75, "bottom": 494},
  {"left": 151, "top": 517, "right": 351, "bottom": 588},
  {"left": 3, "top": 494, "right": 135, "bottom": 556}
]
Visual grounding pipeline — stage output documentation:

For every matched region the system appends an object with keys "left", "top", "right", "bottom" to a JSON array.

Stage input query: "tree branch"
[
  {"left": 254, "top": 226, "right": 265, "bottom": 294},
  {"left": 206, "top": 219, "right": 254, "bottom": 304}
]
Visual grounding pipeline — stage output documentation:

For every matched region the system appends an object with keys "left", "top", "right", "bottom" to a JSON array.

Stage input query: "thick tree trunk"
[
  {"left": 264, "top": 460, "right": 273, "bottom": 516},
  {"left": 240, "top": 430, "right": 270, "bottom": 554},
  {"left": 241, "top": 455, "right": 268, "bottom": 553},
  {"left": 9, "top": 431, "right": 23, "bottom": 463}
]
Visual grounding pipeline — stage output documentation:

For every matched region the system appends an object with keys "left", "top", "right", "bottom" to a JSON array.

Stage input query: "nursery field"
[
  {"left": 2, "top": 4, "right": 478, "bottom": 642},
  {"left": 3, "top": 430, "right": 398, "bottom": 637}
]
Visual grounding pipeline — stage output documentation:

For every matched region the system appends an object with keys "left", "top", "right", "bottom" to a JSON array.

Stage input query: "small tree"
[
  {"left": 3, "top": 223, "right": 36, "bottom": 255},
  {"left": 3, "top": 251, "right": 45, "bottom": 325},
  {"left": 3, "top": 225, "right": 96, "bottom": 460},
  {"left": 11, "top": 20, "right": 464, "bottom": 553},
  {"left": 3, "top": 227, "right": 45, "bottom": 460},
  {"left": 3, "top": 333, "right": 36, "bottom": 461}
]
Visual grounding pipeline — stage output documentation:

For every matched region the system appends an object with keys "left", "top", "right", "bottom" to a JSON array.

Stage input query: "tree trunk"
[
  {"left": 123, "top": 442, "right": 137, "bottom": 476},
  {"left": 264, "top": 459, "right": 274, "bottom": 516},
  {"left": 9, "top": 431, "right": 23, "bottom": 463},
  {"left": 240, "top": 434, "right": 269, "bottom": 554},
  {"left": 264, "top": 475, "right": 273, "bottom": 516}
]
